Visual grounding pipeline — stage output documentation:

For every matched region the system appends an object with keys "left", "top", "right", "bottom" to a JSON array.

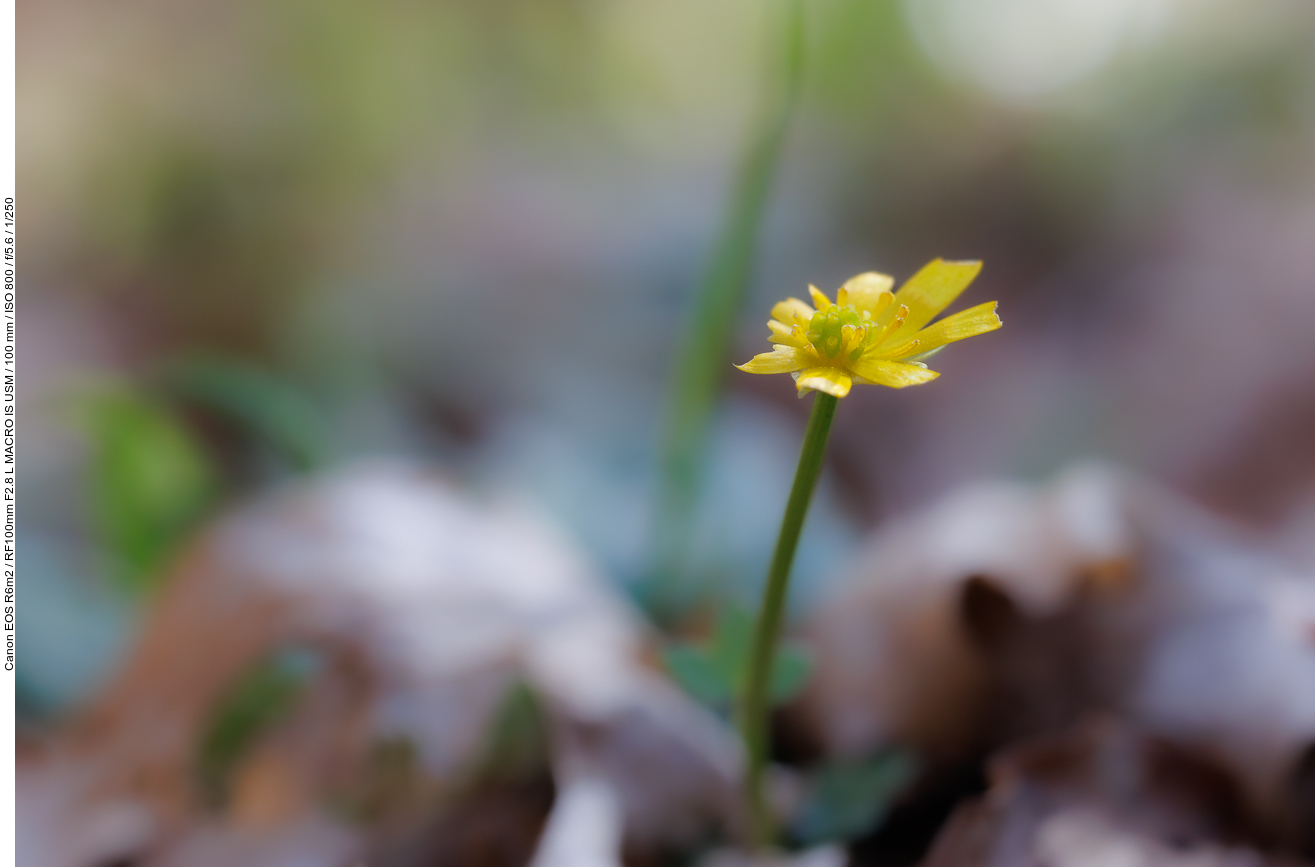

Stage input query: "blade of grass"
[{"left": 646, "top": 0, "right": 806, "bottom": 620}]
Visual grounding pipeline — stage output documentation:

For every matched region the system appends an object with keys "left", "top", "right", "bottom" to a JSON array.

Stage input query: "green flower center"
[{"left": 807, "top": 305, "right": 869, "bottom": 359}]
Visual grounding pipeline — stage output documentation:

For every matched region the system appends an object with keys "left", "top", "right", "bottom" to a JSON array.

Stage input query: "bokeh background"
[{"left": 16, "top": 0, "right": 1315, "bottom": 861}]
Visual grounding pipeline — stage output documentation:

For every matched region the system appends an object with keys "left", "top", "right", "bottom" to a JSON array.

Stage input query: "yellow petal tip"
[{"left": 891, "top": 369, "right": 939, "bottom": 388}]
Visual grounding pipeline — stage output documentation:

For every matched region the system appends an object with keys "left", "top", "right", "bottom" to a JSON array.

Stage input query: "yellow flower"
[{"left": 735, "top": 259, "right": 1002, "bottom": 398}]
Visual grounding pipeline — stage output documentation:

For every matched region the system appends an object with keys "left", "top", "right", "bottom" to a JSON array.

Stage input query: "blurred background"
[{"left": 17, "top": 0, "right": 1315, "bottom": 863}]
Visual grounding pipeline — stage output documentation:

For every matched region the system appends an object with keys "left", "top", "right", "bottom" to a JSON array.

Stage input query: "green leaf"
[
  {"left": 663, "top": 604, "right": 814, "bottom": 711},
  {"left": 709, "top": 605, "right": 754, "bottom": 682},
  {"left": 471, "top": 680, "right": 551, "bottom": 785},
  {"left": 662, "top": 644, "right": 732, "bottom": 706},
  {"left": 769, "top": 644, "right": 812, "bottom": 703},
  {"left": 196, "top": 648, "right": 319, "bottom": 807},
  {"left": 791, "top": 751, "right": 918, "bottom": 846},
  {"left": 164, "top": 354, "right": 328, "bottom": 472},
  {"left": 81, "top": 386, "right": 219, "bottom": 596}
]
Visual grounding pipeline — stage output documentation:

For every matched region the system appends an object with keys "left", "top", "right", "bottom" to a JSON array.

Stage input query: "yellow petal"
[
  {"left": 808, "top": 284, "right": 832, "bottom": 310},
  {"left": 884, "top": 301, "right": 1001, "bottom": 359},
  {"left": 849, "top": 356, "right": 940, "bottom": 389},
  {"left": 878, "top": 259, "right": 982, "bottom": 334},
  {"left": 736, "top": 347, "right": 809, "bottom": 374},
  {"left": 772, "top": 297, "right": 814, "bottom": 326},
  {"left": 840, "top": 272, "right": 896, "bottom": 317},
  {"left": 794, "top": 366, "right": 852, "bottom": 398}
]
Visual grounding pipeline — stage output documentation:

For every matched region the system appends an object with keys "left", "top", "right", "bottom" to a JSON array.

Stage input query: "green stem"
[{"left": 738, "top": 391, "right": 838, "bottom": 847}]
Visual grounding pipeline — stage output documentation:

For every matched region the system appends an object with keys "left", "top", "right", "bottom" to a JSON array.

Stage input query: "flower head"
[{"left": 735, "top": 259, "right": 1002, "bottom": 398}]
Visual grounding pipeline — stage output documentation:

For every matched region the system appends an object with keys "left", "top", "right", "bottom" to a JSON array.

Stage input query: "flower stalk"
[
  {"left": 737, "top": 390, "right": 838, "bottom": 847},
  {"left": 732, "top": 261, "right": 1000, "bottom": 847}
]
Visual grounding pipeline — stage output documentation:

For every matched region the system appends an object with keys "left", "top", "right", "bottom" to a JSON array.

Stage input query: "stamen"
[{"left": 871, "top": 304, "right": 909, "bottom": 347}]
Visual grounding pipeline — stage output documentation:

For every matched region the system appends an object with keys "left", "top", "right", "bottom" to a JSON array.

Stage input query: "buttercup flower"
[{"left": 736, "top": 259, "right": 1001, "bottom": 398}]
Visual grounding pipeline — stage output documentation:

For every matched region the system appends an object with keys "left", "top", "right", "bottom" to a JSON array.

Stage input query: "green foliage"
[
  {"left": 334, "top": 735, "right": 425, "bottom": 824},
  {"left": 791, "top": 751, "right": 917, "bottom": 846},
  {"left": 81, "top": 386, "right": 219, "bottom": 597},
  {"left": 195, "top": 648, "right": 319, "bottom": 807},
  {"left": 661, "top": 605, "right": 812, "bottom": 712},
  {"left": 165, "top": 354, "right": 329, "bottom": 472},
  {"left": 332, "top": 683, "right": 553, "bottom": 827},
  {"left": 472, "top": 680, "right": 552, "bottom": 785}
]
